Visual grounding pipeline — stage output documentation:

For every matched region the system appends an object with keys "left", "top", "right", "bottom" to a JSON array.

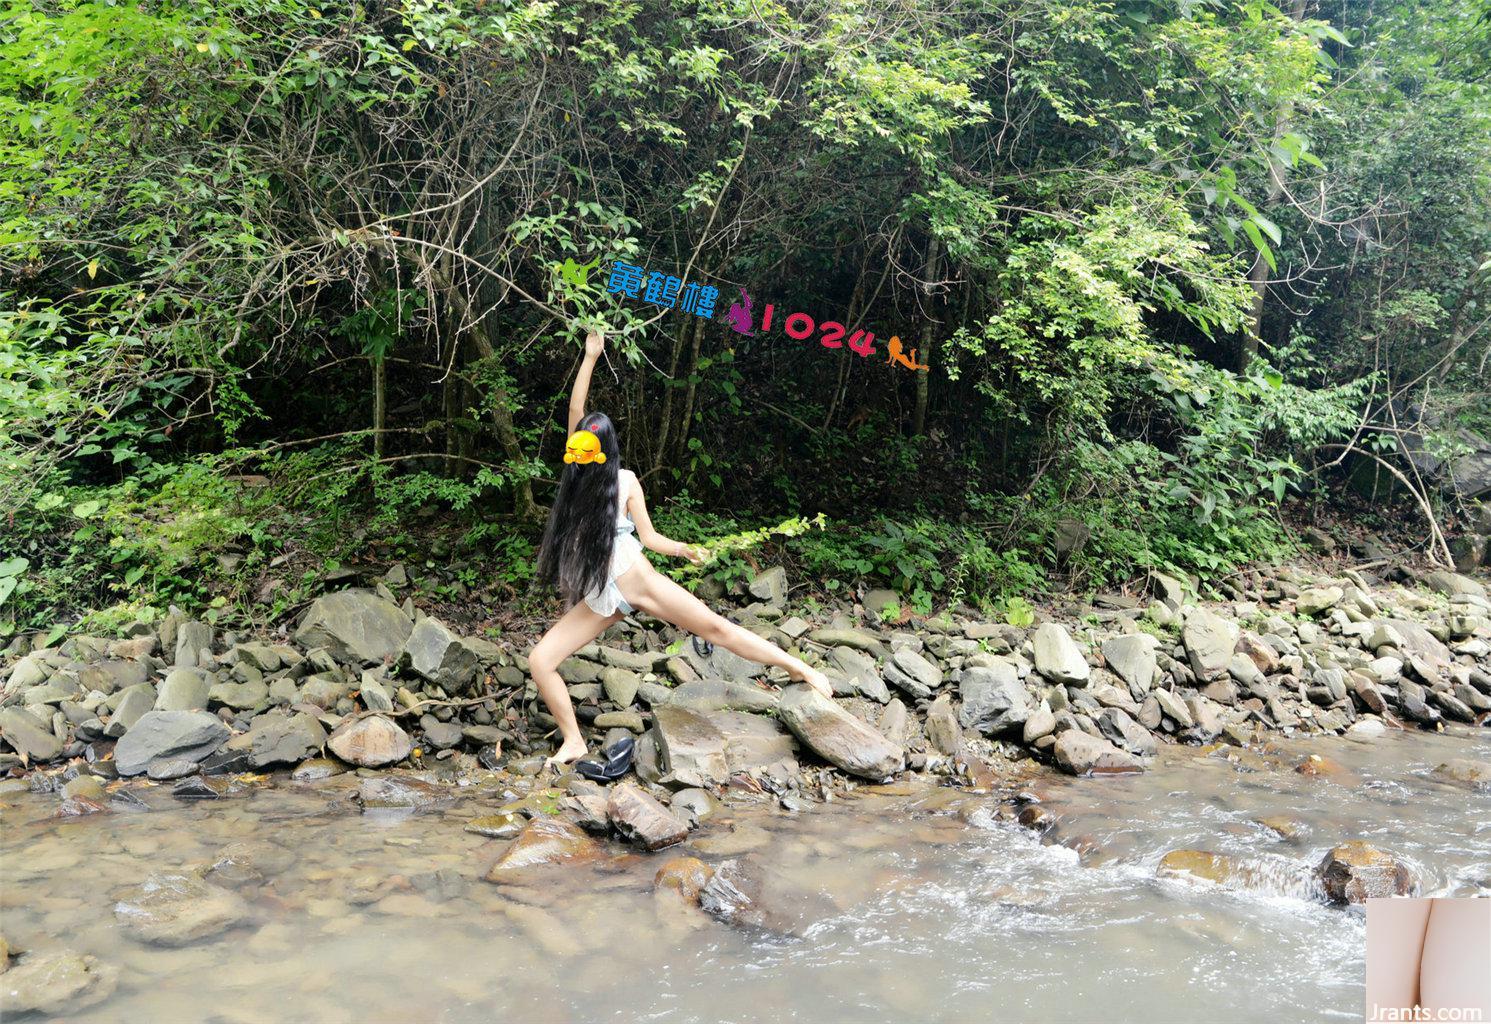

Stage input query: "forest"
[{"left": 1, "top": 0, "right": 1488, "bottom": 640}]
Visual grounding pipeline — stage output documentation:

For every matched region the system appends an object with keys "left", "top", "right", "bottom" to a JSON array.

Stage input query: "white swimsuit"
[{"left": 583, "top": 468, "right": 643, "bottom": 617}]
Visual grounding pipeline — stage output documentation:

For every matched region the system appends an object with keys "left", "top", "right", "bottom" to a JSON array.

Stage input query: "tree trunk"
[
  {"left": 372, "top": 356, "right": 387, "bottom": 463},
  {"left": 465, "top": 325, "right": 539, "bottom": 519},
  {"left": 913, "top": 236, "right": 940, "bottom": 436}
]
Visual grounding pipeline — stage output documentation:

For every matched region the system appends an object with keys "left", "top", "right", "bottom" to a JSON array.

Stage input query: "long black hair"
[{"left": 536, "top": 411, "right": 621, "bottom": 604}]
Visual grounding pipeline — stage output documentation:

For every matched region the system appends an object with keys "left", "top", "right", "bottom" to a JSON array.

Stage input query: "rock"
[
  {"left": 654, "top": 857, "right": 716, "bottom": 902},
  {"left": 1053, "top": 730, "right": 1141, "bottom": 776},
  {"left": 293, "top": 589, "right": 413, "bottom": 664},
  {"left": 113, "top": 873, "right": 250, "bottom": 945},
  {"left": 103, "top": 683, "right": 157, "bottom": 738},
  {"left": 651, "top": 705, "right": 729, "bottom": 787},
  {"left": 1032, "top": 622, "right": 1090, "bottom": 685},
  {"left": 1101, "top": 634, "right": 1159, "bottom": 694},
  {"left": 207, "top": 678, "right": 268, "bottom": 711},
  {"left": 1296, "top": 587, "right": 1344, "bottom": 617},
  {"left": 670, "top": 788, "right": 719, "bottom": 825},
  {"left": 957, "top": 663, "right": 1034, "bottom": 735},
  {"left": 593, "top": 710, "right": 645, "bottom": 732},
  {"left": 1345, "top": 719, "right": 1387, "bottom": 741},
  {"left": 826, "top": 646, "right": 891, "bottom": 703},
  {"left": 1022, "top": 701, "right": 1056, "bottom": 743},
  {"left": 747, "top": 566, "right": 788, "bottom": 604},
  {"left": 924, "top": 694, "right": 962, "bottom": 755},
  {"left": 465, "top": 812, "right": 526, "bottom": 839},
  {"left": 1158, "top": 850, "right": 1261, "bottom": 889},
  {"left": 877, "top": 699, "right": 910, "bottom": 747},
  {"left": 0, "top": 951, "right": 118, "bottom": 1015},
  {"left": 1182, "top": 608, "right": 1238, "bottom": 681},
  {"left": 1316, "top": 841, "right": 1414, "bottom": 904},
  {"left": 697, "top": 856, "right": 827, "bottom": 938},
  {"left": 666, "top": 679, "right": 779, "bottom": 714},
  {"left": 354, "top": 775, "right": 452, "bottom": 811},
  {"left": 883, "top": 647, "right": 943, "bottom": 699},
  {"left": 806, "top": 627, "right": 886, "bottom": 656},
  {"left": 147, "top": 758, "right": 201, "bottom": 781},
  {"left": 607, "top": 783, "right": 689, "bottom": 850},
  {"left": 226, "top": 710, "right": 327, "bottom": 768},
  {"left": 419, "top": 715, "right": 463, "bottom": 749},
  {"left": 1424, "top": 571, "right": 1487, "bottom": 600},
  {"left": 601, "top": 667, "right": 642, "bottom": 708},
  {"left": 706, "top": 710, "right": 798, "bottom": 774},
  {"left": 174, "top": 620, "right": 213, "bottom": 668},
  {"left": 326, "top": 715, "right": 411, "bottom": 767},
  {"left": 154, "top": 668, "right": 209, "bottom": 711},
  {"left": 1097, "top": 707, "right": 1156, "bottom": 756},
  {"left": 399, "top": 617, "right": 480, "bottom": 693},
  {"left": 484, "top": 817, "right": 602, "bottom": 880},
  {"left": 0, "top": 706, "right": 63, "bottom": 762},
  {"left": 291, "top": 758, "right": 345, "bottom": 781},
  {"left": 113, "top": 711, "right": 229, "bottom": 776},
  {"left": 359, "top": 678, "right": 394, "bottom": 712},
  {"left": 1432, "top": 759, "right": 1491, "bottom": 791},
  {"left": 777, "top": 684, "right": 904, "bottom": 780}
]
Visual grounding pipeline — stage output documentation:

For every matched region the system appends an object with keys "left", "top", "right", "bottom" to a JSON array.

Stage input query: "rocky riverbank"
[{"left": 2, "top": 557, "right": 1490, "bottom": 1015}]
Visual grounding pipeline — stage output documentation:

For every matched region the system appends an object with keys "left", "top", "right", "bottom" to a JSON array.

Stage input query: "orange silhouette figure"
[{"left": 886, "top": 336, "right": 928, "bottom": 371}]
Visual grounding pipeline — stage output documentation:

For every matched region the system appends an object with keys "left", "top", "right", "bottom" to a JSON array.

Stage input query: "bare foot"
[
  {"left": 791, "top": 666, "right": 834, "bottom": 699},
  {"left": 545, "top": 737, "right": 588, "bottom": 768}
]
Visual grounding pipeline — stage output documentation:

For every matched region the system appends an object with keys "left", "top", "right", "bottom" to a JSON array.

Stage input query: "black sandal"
[{"left": 574, "top": 735, "right": 636, "bottom": 783}]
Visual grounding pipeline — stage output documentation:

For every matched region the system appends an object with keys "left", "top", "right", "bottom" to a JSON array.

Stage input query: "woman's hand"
[
  {"left": 584, "top": 327, "right": 606, "bottom": 360},
  {"left": 678, "top": 543, "right": 710, "bottom": 566}
]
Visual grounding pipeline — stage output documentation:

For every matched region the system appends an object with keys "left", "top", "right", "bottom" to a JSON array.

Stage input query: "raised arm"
[
  {"left": 567, "top": 327, "right": 606, "bottom": 436},
  {"left": 626, "top": 477, "right": 707, "bottom": 564}
]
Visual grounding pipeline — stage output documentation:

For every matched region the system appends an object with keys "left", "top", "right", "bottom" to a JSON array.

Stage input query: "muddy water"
[{"left": 3, "top": 727, "right": 1488, "bottom": 1024}]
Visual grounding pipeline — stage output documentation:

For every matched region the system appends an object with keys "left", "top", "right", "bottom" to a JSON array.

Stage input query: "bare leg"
[
  {"left": 617, "top": 563, "right": 832, "bottom": 697},
  {"left": 528, "top": 600, "right": 622, "bottom": 764}
]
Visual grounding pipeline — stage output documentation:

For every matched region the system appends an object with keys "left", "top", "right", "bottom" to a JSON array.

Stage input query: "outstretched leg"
[
  {"left": 618, "top": 563, "right": 832, "bottom": 697},
  {"left": 528, "top": 600, "right": 622, "bottom": 764}
]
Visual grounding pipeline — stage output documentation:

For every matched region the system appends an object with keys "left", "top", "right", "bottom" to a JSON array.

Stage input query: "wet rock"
[
  {"left": 924, "top": 694, "right": 962, "bottom": 755},
  {"left": 957, "top": 663, "right": 1034, "bottom": 735},
  {"left": 670, "top": 788, "right": 719, "bottom": 826},
  {"left": 399, "top": 617, "right": 480, "bottom": 693},
  {"left": 354, "top": 775, "right": 452, "bottom": 812},
  {"left": 1102, "top": 634, "right": 1159, "bottom": 694},
  {"left": 326, "top": 715, "right": 411, "bottom": 767},
  {"left": 883, "top": 647, "right": 943, "bottom": 699},
  {"left": 113, "top": 873, "right": 251, "bottom": 945},
  {"left": 1256, "top": 815, "right": 1303, "bottom": 840},
  {"left": 1432, "top": 759, "right": 1491, "bottom": 792},
  {"left": 465, "top": 812, "right": 526, "bottom": 839},
  {"left": 55, "top": 795, "right": 109, "bottom": 816},
  {"left": 0, "top": 951, "right": 118, "bottom": 1015},
  {"left": 1183, "top": 608, "right": 1239, "bottom": 681},
  {"left": 1097, "top": 707, "right": 1156, "bottom": 756},
  {"left": 1316, "top": 841, "right": 1414, "bottom": 903},
  {"left": 226, "top": 710, "right": 327, "bottom": 768},
  {"left": 153, "top": 668, "right": 209, "bottom": 711},
  {"left": 147, "top": 758, "right": 202, "bottom": 781},
  {"left": 698, "top": 856, "right": 825, "bottom": 938},
  {"left": 1033, "top": 623, "right": 1089, "bottom": 685},
  {"left": 1053, "top": 730, "right": 1141, "bottom": 776},
  {"left": 651, "top": 705, "right": 729, "bottom": 787},
  {"left": 777, "top": 683, "right": 904, "bottom": 780},
  {"left": 290, "top": 757, "right": 345, "bottom": 781},
  {"left": 0, "top": 706, "right": 63, "bottom": 763},
  {"left": 654, "top": 856, "right": 715, "bottom": 902},
  {"left": 608, "top": 783, "right": 689, "bottom": 850},
  {"left": 113, "top": 711, "right": 230, "bottom": 776},
  {"left": 293, "top": 589, "right": 413, "bottom": 664},
  {"left": 484, "top": 817, "right": 603, "bottom": 880},
  {"left": 172, "top": 775, "right": 244, "bottom": 799}
]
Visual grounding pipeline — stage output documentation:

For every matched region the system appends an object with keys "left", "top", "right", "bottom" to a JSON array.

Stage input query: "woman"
[{"left": 531, "top": 327, "right": 833, "bottom": 765}]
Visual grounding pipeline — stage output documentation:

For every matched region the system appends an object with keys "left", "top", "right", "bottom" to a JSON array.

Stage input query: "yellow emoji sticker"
[{"left": 563, "top": 430, "right": 607, "bottom": 465}]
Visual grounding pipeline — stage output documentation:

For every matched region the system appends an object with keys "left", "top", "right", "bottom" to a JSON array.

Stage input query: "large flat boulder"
[
  {"left": 706, "top": 710, "right": 798, "bottom": 773},
  {"left": 607, "top": 783, "right": 689, "bottom": 851},
  {"left": 651, "top": 705, "right": 730, "bottom": 787},
  {"left": 776, "top": 684, "right": 904, "bottom": 780},
  {"left": 293, "top": 589, "right": 412, "bottom": 664},
  {"left": 113, "top": 711, "right": 229, "bottom": 776},
  {"left": 0, "top": 706, "right": 63, "bottom": 763},
  {"left": 665, "top": 679, "right": 779, "bottom": 714}
]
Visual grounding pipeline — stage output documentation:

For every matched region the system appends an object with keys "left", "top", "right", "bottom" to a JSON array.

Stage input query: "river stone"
[
  {"left": 113, "top": 711, "right": 229, "bottom": 776},
  {"left": 670, "top": 788, "right": 719, "bottom": 826},
  {"left": 1424, "top": 570, "right": 1487, "bottom": 599},
  {"left": 154, "top": 668, "right": 209, "bottom": 711},
  {"left": 654, "top": 856, "right": 716, "bottom": 902},
  {"left": 1296, "top": 587, "right": 1344, "bottom": 617},
  {"left": 1097, "top": 707, "right": 1156, "bottom": 756},
  {"left": 1053, "top": 730, "right": 1141, "bottom": 776},
  {"left": 957, "top": 663, "right": 1033, "bottom": 735},
  {"left": 826, "top": 646, "right": 891, "bottom": 703},
  {"left": 597, "top": 645, "right": 663, "bottom": 672},
  {"left": 174, "top": 620, "right": 213, "bottom": 669},
  {"left": 806, "top": 627, "right": 886, "bottom": 656},
  {"left": 1157, "top": 850, "right": 1276, "bottom": 891},
  {"left": 682, "top": 643, "right": 762, "bottom": 687},
  {"left": 113, "top": 873, "right": 251, "bottom": 945},
  {"left": 208, "top": 678, "right": 269, "bottom": 711},
  {"left": 1432, "top": 759, "right": 1491, "bottom": 791},
  {"left": 1022, "top": 701, "right": 1057, "bottom": 743},
  {"left": 0, "top": 707, "right": 64, "bottom": 762},
  {"left": 484, "top": 817, "right": 603, "bottom": 880},
  {"left": 327, "top": 715, "right": 411, "bottom": 767},
  {"left": 293, "top": 589, "right": 413, "bottom": 664},
  {"left": 1101, "top": 634, "right": 1159, "bottom": 694},
  {"left": 878, "top": 698, "right": 910, "bottom": 748},
  {"left": 706, "top": 710, "right": 797, "bottom": 773},
  {"left": 883, "top": 648, "right": 943, "bottom": 699},
  {"left": 666, "top": 679, "right": 779, "bottom": 714},
  {"left": 747, "top": 566, "right": 788, "bottom": 604},
  {"left": 697, "top": 856, "right": 830, "bottom": 938},
  {"left": 601, "top": 667, "right": 642, "bottom": 708},
  {"left": 1375, "top": 619, "right": 1452, "bottom": 667},
  {"left": 227, "top": 710, "right": 327, "bottom": 768},
  {"left": 651, "top": 705, "right": 729, "bottom": 787},
  {"left": 399, "top": 617, "right": 480, "bottom": 693},
  {"left": 0, "top": 951, "right": 118, "bottom": 1015},
  {"left": 924, "top": 694, "right": 962, "bottom": 755},
  {"left": 1316, "top": 841, "right": 1414, "bottom": 903},
  {"left": 101, "top": 682, "right": 156, "bottom": 738},
  {"left": 1032, "top": 623, "right": 1090, "bottom": 685},
  {"left": 354, "top": 775, "right": 452, "bottom": 811},
  {"left": 360, "top": 678, "right": 394, "bottom": 712},
  {"left": 777, "top": 684, "right": 904, "bottom": 780},
  {"left": 607, "top": 783, "right": 689, "bottom": 850},
  {"left": 1182, "top": 608, "right": 1239, "bottom": 681}
]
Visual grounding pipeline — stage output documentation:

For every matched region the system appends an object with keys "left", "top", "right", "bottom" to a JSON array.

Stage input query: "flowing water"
[{"left": 3, "top": 726, "right": 1488, "bottom": 1023}]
